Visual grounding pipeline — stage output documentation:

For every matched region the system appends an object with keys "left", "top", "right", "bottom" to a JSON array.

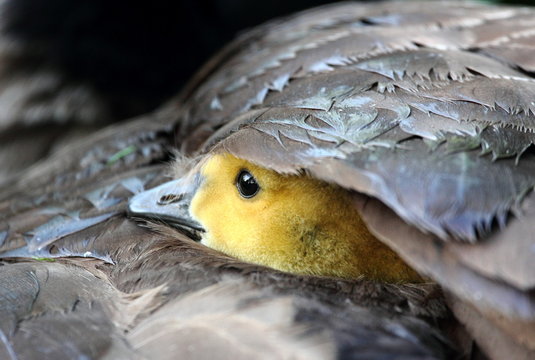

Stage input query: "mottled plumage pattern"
[
  {"left": 0, "top": 109, "right": 453, "bottom": 359},
  {"left": 1, "top": 1, "right": 535, "bottom": 359},
  {"left": 184, "top": 1, "right": 535, "bottom": 242},
  {"left": 182, "top": 1, "right": 535, "bottom": 357},
  {"left": 178, "top": 3, "right": 535, "bottom": 355}
]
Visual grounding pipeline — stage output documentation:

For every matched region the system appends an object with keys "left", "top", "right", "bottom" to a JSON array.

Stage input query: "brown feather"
[{"left": 3, "top": 1, "right": 535, "bottom": 359}]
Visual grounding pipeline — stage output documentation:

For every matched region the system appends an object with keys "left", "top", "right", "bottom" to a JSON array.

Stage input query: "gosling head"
[{"left": 129, "top": 153, "right": 421, "bottom": 283}]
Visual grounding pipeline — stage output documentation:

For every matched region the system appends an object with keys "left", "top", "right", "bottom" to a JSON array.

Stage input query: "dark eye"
[{"left": 236, "top": 170, "right": 260, "bottom": 198}]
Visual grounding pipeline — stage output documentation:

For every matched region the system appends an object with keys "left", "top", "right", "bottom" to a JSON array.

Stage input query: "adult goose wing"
[
  {"left": 0, "top": 111, "right": 454, "bottom": 359},
  {"left": 1, "top": 1, "right": 534, "bottom": 359},
  {"left": 171, "top": 1, "right": 535, "bottom": 358}
]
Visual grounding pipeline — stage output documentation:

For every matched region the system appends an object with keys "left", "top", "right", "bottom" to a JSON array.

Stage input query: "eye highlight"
[{"left": 236, "top": 170, "right": 260, "bottom": 198}]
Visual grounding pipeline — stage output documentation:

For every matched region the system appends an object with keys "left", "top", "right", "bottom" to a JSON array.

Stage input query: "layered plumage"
[
  {"left": 1, "top": 1, "right": 535, "bottom": 359},
  {"left": 178, "top": 3, "right": 535, "bottom": 357}
]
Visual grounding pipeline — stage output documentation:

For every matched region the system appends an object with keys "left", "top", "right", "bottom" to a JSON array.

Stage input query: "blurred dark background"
[
  {"left": 2, "top": 0, "right": 532, "bottom": 120},
  {"left": 2, "top": 0, "right": 340, "bottom": 119}
]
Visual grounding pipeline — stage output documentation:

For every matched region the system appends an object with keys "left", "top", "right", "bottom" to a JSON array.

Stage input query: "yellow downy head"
[{"left": 190, "top": 153, "right": 422, "bottom": 283}]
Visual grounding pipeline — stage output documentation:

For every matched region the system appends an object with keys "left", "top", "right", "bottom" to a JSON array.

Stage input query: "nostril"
[{"left": 157, "top": 194, "right": 183, "bottom": 205}]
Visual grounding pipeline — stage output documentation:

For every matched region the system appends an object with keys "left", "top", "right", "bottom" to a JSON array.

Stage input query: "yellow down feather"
[{"left": 191, "top": 153, "right": 422, "bottom": 283}]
